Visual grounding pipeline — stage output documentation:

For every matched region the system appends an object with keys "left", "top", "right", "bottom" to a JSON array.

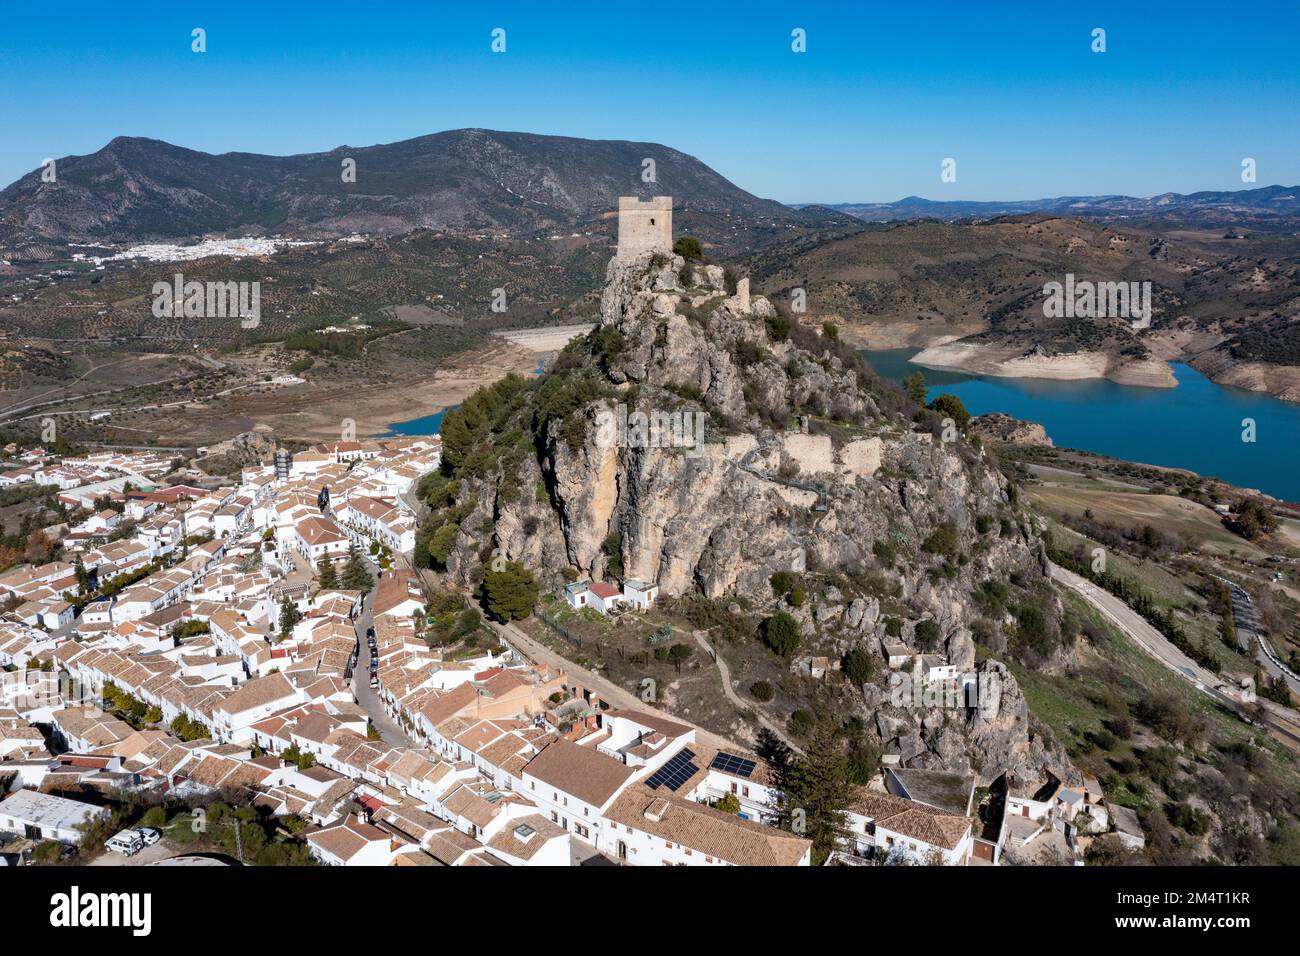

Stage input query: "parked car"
[
  {"left": 136, "top": 827, "right": 161, "bottom": 847},
  {"left": 369, "top": 676, "right": 379, "bottom": 689},
  {"left": 105, "top": 829, "right": 144, "bottom": 856}
]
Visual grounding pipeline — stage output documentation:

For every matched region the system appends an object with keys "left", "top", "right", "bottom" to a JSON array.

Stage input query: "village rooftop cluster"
[{"left": 0, "top": 434, "right": 1146, "bottom": 868}]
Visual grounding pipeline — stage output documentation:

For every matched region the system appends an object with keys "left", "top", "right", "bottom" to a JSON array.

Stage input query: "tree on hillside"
[
  {"left": 437, "top": 374, "right": 529, "bottom": 478},
  {"left": 902, "top": 371, "right": 927, "bottom": 406},
  {"left": 439, "top": 412, "right": 474, "bottom": 475},
  {"left": 843, "top": 644, "right": 874, "bottom": 686},
  {"left": 762, "top": 611, "right": 800, "bottom": 659},
  {"left": 929, "top": 393, "right": 971, "bottom": 431},
  {"left": 316, "top": 555, "right": 338, "bottom": 590},
  {"left": 775, "top": 721, "right": 855, "bottom": 865},
  {"left": 1227, "top": 498, "right": 1278, "bottom": 541},
  {"left": 483, "top": 561, "right": 539, "bottom": 622},
  {"left": 341, "top": 543, "right": 372, "bottom": 592},
  {"left": 673, "top": 236, "right": 703, "bottom": 260},
  {"left": 428, "top": 523, "right": 459, "bottom": 570}
]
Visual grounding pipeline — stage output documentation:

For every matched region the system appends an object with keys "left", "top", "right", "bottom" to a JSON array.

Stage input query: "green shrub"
[
  {"left": 929, "top": 394, "right": 971, "bottom": 430},
  {"left": 843, "top": 644, "right": 874, "bottom": 685},
  {"left": 922, "top": 521, "right": 960, "bottom": 559},
  {"left": 914, "top": 619, "right": 941, "bottom": 651},
  {"left": 769, "top": 571, "right": 797, "bottom": 595},
  {"left": 788, "top": 709, "right": 816, "bottom": 736},
  {"left": 764, "top": 312, "right": 792, "bottom": 341},
  {"left": 673, "top": 236, "right": 703, "bottom": 260},
  {"left": 762, "top": 611, "right": 800, "bottom": 658}
]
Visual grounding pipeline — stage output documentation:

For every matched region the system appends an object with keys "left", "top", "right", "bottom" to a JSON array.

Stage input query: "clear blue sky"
[{"left": 2, "top": 0, "right": 1297, "bottom": 202}]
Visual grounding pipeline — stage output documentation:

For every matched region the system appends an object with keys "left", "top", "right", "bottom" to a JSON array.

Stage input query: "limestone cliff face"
[{"left": 445, "top": 250, "right": 1075, "bottom": 784}]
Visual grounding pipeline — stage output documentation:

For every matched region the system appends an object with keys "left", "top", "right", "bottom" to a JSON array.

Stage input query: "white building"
[
  {"left": 0, "top": 789, "right": 110, "bottom": 845},
  {"left": 622, "top": 579, "right": 659, "bottom": 611},
  {"left": 304, "top": 814, "right": 394, "bottom": 866},
  {"left": 564, "top": 580, "right": 624, "bottom": 615}
]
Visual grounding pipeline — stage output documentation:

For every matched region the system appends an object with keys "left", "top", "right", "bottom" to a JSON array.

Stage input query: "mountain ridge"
[
  {"left": 0, "top": 129, "right": 857, "bottom": 248},
  {"left": 804, "top": 184, "right": 1300, "bottom": 226}
]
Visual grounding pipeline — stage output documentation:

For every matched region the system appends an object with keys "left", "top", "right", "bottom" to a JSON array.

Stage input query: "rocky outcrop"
[
  {"left": 444, "top": 249, "right": 1073, "bottom": 784},
  {"left": 969, "top": 413, "right": 1053, "bottom": 447}
]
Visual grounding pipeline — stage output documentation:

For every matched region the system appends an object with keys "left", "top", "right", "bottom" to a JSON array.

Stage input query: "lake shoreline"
[
  {"left": 842, "top": 322, "right": 1300, "bottom": 404},
  {"left": 863, "top": 347, "right": 1300, "bottom": 501},
  {"left": 910, "top": 341, "right": 1177, "bottom": 389}
]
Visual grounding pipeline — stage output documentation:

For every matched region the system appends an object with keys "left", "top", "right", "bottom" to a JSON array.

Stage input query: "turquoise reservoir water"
[
  {"left": 864, "top": 348, "right": 1297, "bottom": 501},
  {"left": 386, "top": 408, "right": 446, "bottom": 437},
  {"left": 385, "top": 358, "right": 547, "bottom": 437}
]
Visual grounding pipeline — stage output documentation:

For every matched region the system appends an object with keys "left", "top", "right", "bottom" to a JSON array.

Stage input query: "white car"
[
  {"left": 105, "top": 830, "right": 144, "bottom": 856},
  {"left": 136, "top": 827, "right": 161, "bottom": 846}
]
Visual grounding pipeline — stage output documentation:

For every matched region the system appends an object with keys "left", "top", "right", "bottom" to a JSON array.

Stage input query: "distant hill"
[
  {"left": 809, "top": 185, "right": 1300, "bottom": 232},
  {"left": 746, "top": 214, "right": 1300, "bottom": 399},
  {"left": 0, "top": 129, "right": 857, "bottom": 248}
]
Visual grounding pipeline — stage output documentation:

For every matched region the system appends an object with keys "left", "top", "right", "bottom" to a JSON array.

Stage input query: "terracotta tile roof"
[
  {"left": 423, "top": 826, "right": 484, "bottom": 866},
  {"left": 305, "top": 813, "right": 389, "bottom": 862},
  {"left": 524, "top": 739, "right": 636, "bottom": 808},
  {"left": 851, "top": 790, "right": 972, "bottom": 851},
  {"left": 218, "top": 673, "right": 296, "bottom": 715},
  {"left": 485, "top": 813, "right": 566, "bottom": 862},
  {"left": 418, "top": 684, "right": 478, "bottom": 727},
  {"left": 605, "top": 784, "right": 810, "bottom": 866}
]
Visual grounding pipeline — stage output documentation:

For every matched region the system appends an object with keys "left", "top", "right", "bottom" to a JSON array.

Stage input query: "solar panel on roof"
[
  {"left": 645, "top": 748, "right": 699, "bottom": 792},
  {"left": 710, "top": 752, "right": 757, "bottom": 778}
]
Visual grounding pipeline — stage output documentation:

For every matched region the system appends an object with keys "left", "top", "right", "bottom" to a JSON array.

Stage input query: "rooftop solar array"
[
  {"left": 710, "top": 752, "right": 757, "bottom": 778},
  {"left": 645, "top": 748, "right": 699, "bottom": 792}
]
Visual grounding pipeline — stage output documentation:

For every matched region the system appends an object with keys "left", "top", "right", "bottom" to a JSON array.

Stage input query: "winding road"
[
  {"left": 1220, "top": 577, "right": 1300, "bottom": 697},
  {"left": 1050, "top": 562, "right": 1300, "bottom": 751}
]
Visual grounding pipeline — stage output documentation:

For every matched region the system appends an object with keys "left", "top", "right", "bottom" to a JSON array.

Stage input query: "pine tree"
[
  {"left": 341, "top": 543, "right": 372, "bottom": 592},
  {"left": 776, "top": 721, "right": 854, "bottom": 865},
  {"left": 278, "top": 596, "right": 301, "bottom": 639},
  {"left": 317, "top": 555, "right": 339, "bottom": 590},
  {"left": 902, "top": 370, "right": 927, "bottom": 406}
]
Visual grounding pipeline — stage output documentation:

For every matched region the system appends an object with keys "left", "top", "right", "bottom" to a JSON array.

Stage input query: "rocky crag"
[
  {"left": 969, "top": 413, "right": 1054, "bottom": 448},
  {"left": 440, "top": 249, "right": 1078, "bottom": 786}
]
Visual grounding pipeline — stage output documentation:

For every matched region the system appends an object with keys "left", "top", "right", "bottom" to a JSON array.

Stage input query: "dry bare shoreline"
[
  {"left": 909, "top": 341, "right": 1178, "bottom": 389},
  {"left": 840, "top": 319, "right": 1300, "bottom": 403}
]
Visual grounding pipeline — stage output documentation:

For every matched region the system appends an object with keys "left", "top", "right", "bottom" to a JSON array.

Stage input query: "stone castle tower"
[{"left": 616, "top": 196, "right": 673, "bottom": 258}]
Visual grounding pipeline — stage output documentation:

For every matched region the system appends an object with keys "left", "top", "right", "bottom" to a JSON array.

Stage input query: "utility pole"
[{"left": 233, "top": 817, "right": 245, "bottom": 864}]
